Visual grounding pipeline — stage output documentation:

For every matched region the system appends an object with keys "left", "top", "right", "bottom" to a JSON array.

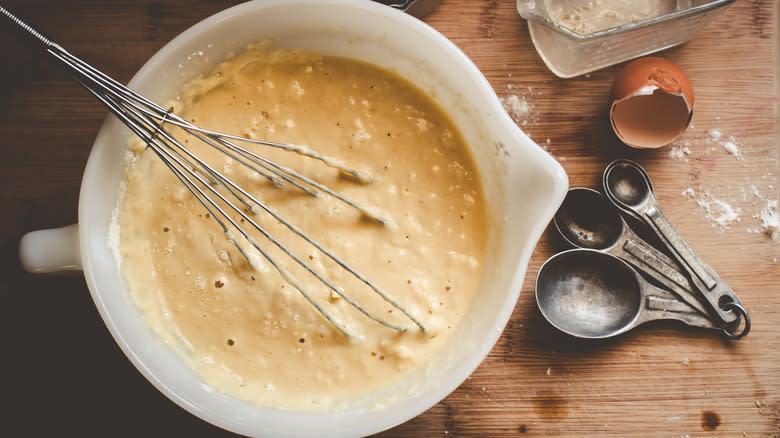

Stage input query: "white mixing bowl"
[{"left": 20, "top": 0, "right": 568, "bottom": 436}]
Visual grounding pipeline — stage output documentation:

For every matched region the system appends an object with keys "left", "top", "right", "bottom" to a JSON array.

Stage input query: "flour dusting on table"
[{"left": 670, "top": 125, "right": 777, "bottom": 244}]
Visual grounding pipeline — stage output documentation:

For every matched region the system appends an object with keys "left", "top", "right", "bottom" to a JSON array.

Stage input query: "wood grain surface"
[{"left": 0, "top": 0, "right": 777, "bottom": 437}]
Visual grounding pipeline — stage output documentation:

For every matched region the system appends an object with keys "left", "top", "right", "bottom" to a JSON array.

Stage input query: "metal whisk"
[{"left": 2, "top": 6, "right": 426, "bottom": 338}]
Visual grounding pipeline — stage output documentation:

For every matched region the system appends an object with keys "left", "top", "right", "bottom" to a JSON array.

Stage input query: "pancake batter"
[{"left": 115, "top": 46, "right": 487, "bottom": 409}]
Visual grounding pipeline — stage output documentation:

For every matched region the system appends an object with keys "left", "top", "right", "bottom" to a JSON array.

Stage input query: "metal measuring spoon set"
[{"left": 535, "top": 159, "right": 750, "bottom": 340}]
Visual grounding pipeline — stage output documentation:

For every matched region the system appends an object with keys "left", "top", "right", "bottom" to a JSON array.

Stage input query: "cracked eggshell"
[{"left": 609, "top": 57, "right": 694, "bottom": 149}]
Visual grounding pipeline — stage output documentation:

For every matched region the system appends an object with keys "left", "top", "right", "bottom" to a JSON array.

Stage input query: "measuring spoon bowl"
[
  {"left": 554, "top": 188, "right": 710, "bottom": 317},
  {"left": 602, "top": 158, "right": 655, "bottom": 219},
  {"left": 535, "top": 249, "right": 719, "bottom": 339},
  {"left": 554, "top": 187, "right": 623, "bottom": 250},
  {"left": 602, "top": 159, "right": 744, "bottom": 326}
]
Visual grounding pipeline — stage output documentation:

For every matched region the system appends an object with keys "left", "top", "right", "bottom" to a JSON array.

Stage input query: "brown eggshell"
[{"left": 609, "top": 57, "right": 695, "bottom": 149}]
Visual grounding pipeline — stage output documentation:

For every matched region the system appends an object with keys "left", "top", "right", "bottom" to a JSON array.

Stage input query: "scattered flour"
[
  {"left": 696, "top": 192, "right": 741, "bottom": 231},
  {"left": 705, "top": 128, "right": 722, "bottom": 142},
  {"left": 669, "top": 145, "right": 691, "bottom": 161},
  {"left": 758, "top": 200, "right": 779, "bottom": 242},
  {"left": 500, "top": 83, "right": 537, "bottom": 127},
  {"left": 722, "top": 140, "right": 742, "bottom": 159},
  {"left": 674, "top": 126, "right": 778, "bottom": 243},
  {"left": 706, "top": 128, "right": 743, "bottom": 161},
  {"left": 501, "top": 94, "right": 530, "bottom": 120}
]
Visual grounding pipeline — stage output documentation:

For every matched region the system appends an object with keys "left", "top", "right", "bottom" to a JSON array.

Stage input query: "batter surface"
[
  {"left": 116, "top": 46, "right": 487, "bottom": 409},
  {"left": 547, "top": 0, "right": 676, "bottom": 34}
]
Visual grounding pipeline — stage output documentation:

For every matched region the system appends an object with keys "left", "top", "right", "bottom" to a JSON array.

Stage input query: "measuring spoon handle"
[
  {"left": 611, "top": 227, "right": 710, "bottom": 317},
  {"left": 642, "top": 203, "right": 742, "bottom": 324},
  {"left": 602, "top": 159, "right": 744, "bottom": 328},
  {"left": 637, "top": 283, "right": 719, "bottom": 330},
  {"left": 645, "top": 205, "right": 715, "bottom": 288}
]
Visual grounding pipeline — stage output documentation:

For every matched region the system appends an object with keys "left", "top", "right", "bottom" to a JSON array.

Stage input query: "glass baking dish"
[{"left": 517, "top": 0, "right": 736, "bottom": 78}]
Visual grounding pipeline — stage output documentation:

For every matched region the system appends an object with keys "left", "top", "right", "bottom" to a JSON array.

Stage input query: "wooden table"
[{"left": 0, "top": 0, "right": 776, "bottom": 436}]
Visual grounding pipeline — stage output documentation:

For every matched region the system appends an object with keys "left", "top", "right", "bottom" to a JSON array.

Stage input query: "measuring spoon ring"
[
  {"left": 535, "top": 249, "right": 721, "bottom": 339},
  {"left": 554, "top": 187, "right": 710, "bottom": 317},
  {"left": 602, "top": 159, "right": 748, "bottom": 337}
]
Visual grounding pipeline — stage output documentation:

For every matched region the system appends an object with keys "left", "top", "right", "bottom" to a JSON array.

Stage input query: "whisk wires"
[{"left": 1, "top": 5, "right": 426, "bottom": 337}]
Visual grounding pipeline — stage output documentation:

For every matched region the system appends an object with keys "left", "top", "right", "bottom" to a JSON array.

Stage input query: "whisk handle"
[{"left": 0, "top": 5, "right": 53, "bottom": 47}]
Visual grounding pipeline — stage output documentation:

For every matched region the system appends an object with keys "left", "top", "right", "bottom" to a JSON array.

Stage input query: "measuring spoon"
[
  {"left": 535, "top": 249, "right": 721, "bottom": 339},
  {"left": 602, "top": 159, "right": 748, "bottom": 338},
  {"left": 554, "top": 187, "right": 711, "bottom": 317}
]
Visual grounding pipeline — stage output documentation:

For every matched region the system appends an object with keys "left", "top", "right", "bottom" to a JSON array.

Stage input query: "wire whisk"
[{"left": 1, "top": 5, "right": 426, "bottom": 338}]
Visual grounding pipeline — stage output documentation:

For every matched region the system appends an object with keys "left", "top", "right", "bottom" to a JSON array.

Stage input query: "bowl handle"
[{"left": 19, "top": 224, "right": 82, "bottom": 273}]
